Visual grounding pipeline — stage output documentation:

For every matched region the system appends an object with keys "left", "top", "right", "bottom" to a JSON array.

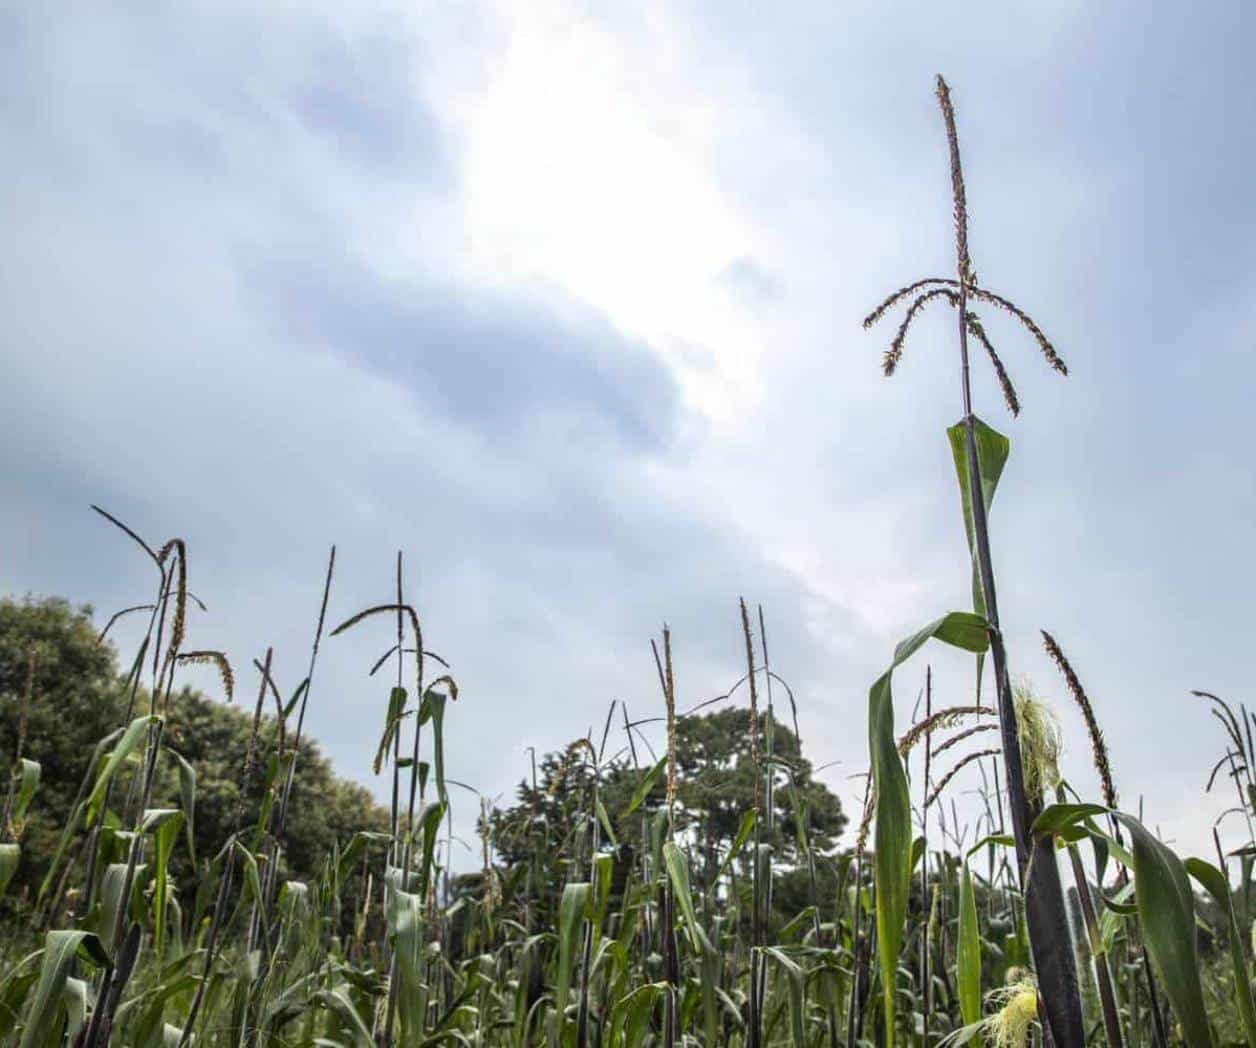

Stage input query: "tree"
[
  {"left": 487, "top": 704, "right": 847, "bottom": 927},
  {"left": 669, "top": 707, "right": 845, "bottom": 884},
  {"left": 0, "top": 595, "right": 388, "bottom": 912}
]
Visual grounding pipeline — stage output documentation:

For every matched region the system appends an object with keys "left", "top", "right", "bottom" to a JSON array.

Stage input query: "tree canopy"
[
  {"left": 485, "top": 701, "right": 847, "bottom": 930},
  {"left": 0, "top": 595, "right": 388, "bottom": 911}
]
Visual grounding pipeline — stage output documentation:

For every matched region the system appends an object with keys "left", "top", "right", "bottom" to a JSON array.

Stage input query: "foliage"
[{"left": 0, "top": 596, "right": 387, "bottom": 917}]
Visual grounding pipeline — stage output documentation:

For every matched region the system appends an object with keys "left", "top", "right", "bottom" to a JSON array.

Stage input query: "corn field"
[{"left": 2, "top": 78, "right": 1254, "bottom": 1048}]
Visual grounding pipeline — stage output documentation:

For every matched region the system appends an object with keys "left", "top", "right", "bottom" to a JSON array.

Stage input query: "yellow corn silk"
[
  {"left": 1012, "top": 679, "right": 1062, "bottom": 797},
  {"left": 983, "top": 977, "right": 1039, "bottom": 1048}
]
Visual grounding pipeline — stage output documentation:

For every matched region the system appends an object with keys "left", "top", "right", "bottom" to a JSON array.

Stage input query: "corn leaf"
[
  {"left": 87, "top": 715, "right": 160, "bottom": 825},
  {"left": 1114, "top": 813, "right": 1212, "bottom": 1048},
  {"left": 9, "top": 758, "right": 40, "bottom": 827},
  {"left": 554, "top": 881, "right": 591, "bottom": 1044},
  {"left": 662, "top": 842, "right": 702, "bottom": 953},
  {"left": 18, "top": 931, "right": 109, "bottom": 1048},
  {"left": 1187, "top": 857, "right": 1256, "bottom": 1047},
  {"left": 947, "top": 415, "right": 1009, "bottom": 697},
  {"left": 869, "top": 611, "right": 988, "bottom": 1047},
  {"left": 957, "top": 860, "right": 981, "bottom": 1025},
  {"left": 0, "top": 844, "right": 18, "bottom": 901}
]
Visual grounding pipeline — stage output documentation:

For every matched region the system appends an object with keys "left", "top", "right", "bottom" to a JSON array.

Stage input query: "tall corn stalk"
[{"left": 864, "top": 76, "right": 1084, "bottom": 1046}]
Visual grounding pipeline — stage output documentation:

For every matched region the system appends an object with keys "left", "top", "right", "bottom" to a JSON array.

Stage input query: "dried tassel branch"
[
  {"left": 897, "top": 705, "right": 995, "bottom": 755},
  {"left": 178, "top": 650, "right": 235, "bottom": 703},
  {"left": 965, "top": 311, "right": 1020, "bottom": 416},
  {"left": 926, "top": 749, "right": 1001, "bottom": 809},
  {"left": 884, "top": 287, "right": 954, "bottom": 375},
  {"left": 1041, "top": 630, "right": 1117, "bottom": 808}
]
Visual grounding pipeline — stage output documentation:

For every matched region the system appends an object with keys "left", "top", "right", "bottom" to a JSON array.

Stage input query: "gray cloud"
[
  {"left": 258, "top": 260, "right": 678, "bottom": 452},
  {"left": 2, "top": 0, "right": 1255, "bottom": 860}
]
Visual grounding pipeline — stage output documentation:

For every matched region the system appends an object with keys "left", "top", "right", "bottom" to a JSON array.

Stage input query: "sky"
[{"left": 2, "top": 1, "right": 1255, "bottom": 864}]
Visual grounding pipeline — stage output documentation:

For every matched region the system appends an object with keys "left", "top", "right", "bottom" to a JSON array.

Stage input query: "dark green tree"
[
  {"left": 669, "top": 707, "right": 845, "bottom": 884},
  {"left": 487, "top": 705, "right": 847, "bottom": 926},
  {"left": 0, "top": 595, "right": 388, "bottom": 911}
]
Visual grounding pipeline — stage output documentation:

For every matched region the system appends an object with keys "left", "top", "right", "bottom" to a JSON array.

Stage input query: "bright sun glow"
[{"left": 450, "top": 2, "right": 762, "bottom": 421}]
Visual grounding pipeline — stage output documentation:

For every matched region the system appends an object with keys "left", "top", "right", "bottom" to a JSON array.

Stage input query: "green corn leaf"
[
  {"left": 966, "top": 833, "right": 1016, "bottom": 858},
  {"left": 717, "top": 810, "right": 756, "bottom": 882},
  {"left": 1031, "top": 803, "right": 1109, "bottom": 836},
  {"left": 591, "top": 853, "right": 614, "bottom": 931},
  {"left": 167, "top": 748, "right": 198, "bottom": 863},
  {"left": 662, "top": 841, "right": 702, "bottom": 953},
  {"left": 0, "top": 953, "right": 41, "bottom": 1041},
  {"left": 87, "top": 715, "right": 160, "bottom": 825},
  {"left": 606, "top": 982, "right": 666, "bottom": 1048},
  {"left": 1114, "top": 813, "right": 1212, "bottom": 1048},
  {"left": 761, "top": 947, "right": 806, "bottom": 1047},
  {"left": 63, "top": 977, "right": 88, "bottom": 1044},
  {"left": 143, "top": 809, "right": 184, "bottom": 959},
  {"left": 554, "top": 881, "right": 591, "bottom": 1044},
  {"left": 234, "top": 840, "right": 264, "bottom": 915},
  {"left": 312, "top": 987, "right": 374, "bottom": 1048},
  {"left": 283, "top": 678, "right": 310, "bottom": 720},
  {"left": 622, "top": 756, "right": 667, "bottom": 818},
  {"left": 119, "top": 973, "right": 197, "bottom": 1047},
  {"left": 1186, "top": 857, "right": 1256, "bottom": 1047},
  {"left": 957, "top": 861, "right": 981, "bottom": 1025},
  {"left": 0, "top": 844, "right": 18, "bottom": 901},
  {"left": 100, "top": 861, "right": 146, "bottom": 953},
  {"left": 388, "top": 888, "right": 427, "bottom": 1043},
  {"left": 596, "top": 799, "right": 619, "bottom": 849},
  {"left": 373, "top": 687, "right": 408, "bottom": 775},
  {"left": 9, "top": 758, "right": 40, "bottom": 827},
  {"left": 947, "top": 415, "right": 1010, "bottom": 692},
  {"left": 869, "top": 611, "right": 989, "bottom": 1047},
  {"left": 1098, "top": 881, "right": 1135, "bottom": 952},
  {"left": 426, "top": 688, "right": 449, "bottom": 805},
  {"left": 416, "top": 801, "right": 447, "bottom": 898},
  {"left": 18, "top": 931, "right": 109, "bottom": 1048}
]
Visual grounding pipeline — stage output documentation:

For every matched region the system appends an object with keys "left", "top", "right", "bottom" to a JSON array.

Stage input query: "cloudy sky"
[{"left": 2, "top": 1, "right": 1254, "bottom": 861}]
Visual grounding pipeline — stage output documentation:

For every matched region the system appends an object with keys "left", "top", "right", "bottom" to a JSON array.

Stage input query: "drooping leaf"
[
  {"left": 1114, "top": 814, "right": 1211, "bottom": 1048},
  {"left": 1031, "top": 803, "right": 1108, "bottom": 836},
  {"left": 18, "top": 932, "right": 109, "bottom": 1048},
  {"left": 312, "top": 987, "right": 374, "bottom": 1048},
  {"left": 622, "top": 756, "right": 666, "bottom": 818},
  {"left": 1187, "top": 857, "right": 1256, "bottom": 1047},
  {"left": 167, "top": 748, "right": 198, "bottom": 863},
  {"left": 716, "top": 810, "right": 757, "bottom": 882},
  {"left": 373, "top": 687, "right": 408, "bottom": 775},
  {"left": 426, "top": 688, "right": 449, "bottom": 804},
  {"left": 762, "top": 947, "right": 806, "bottom": 1047},
  {"left": 87, "top": 715, "right": 160, "bottom": 824},
  {"left": 596, "top": 798, "right": 619, "bottom": 849},
  {"left": 63, "top": 978, "right": 88, "bottom": 1044},
  {"left": 869, "top": 611, "right": 989, "bottom": 1047},
  {"left": 9, "top": 758, "right": 40, "bottom": 827}
]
